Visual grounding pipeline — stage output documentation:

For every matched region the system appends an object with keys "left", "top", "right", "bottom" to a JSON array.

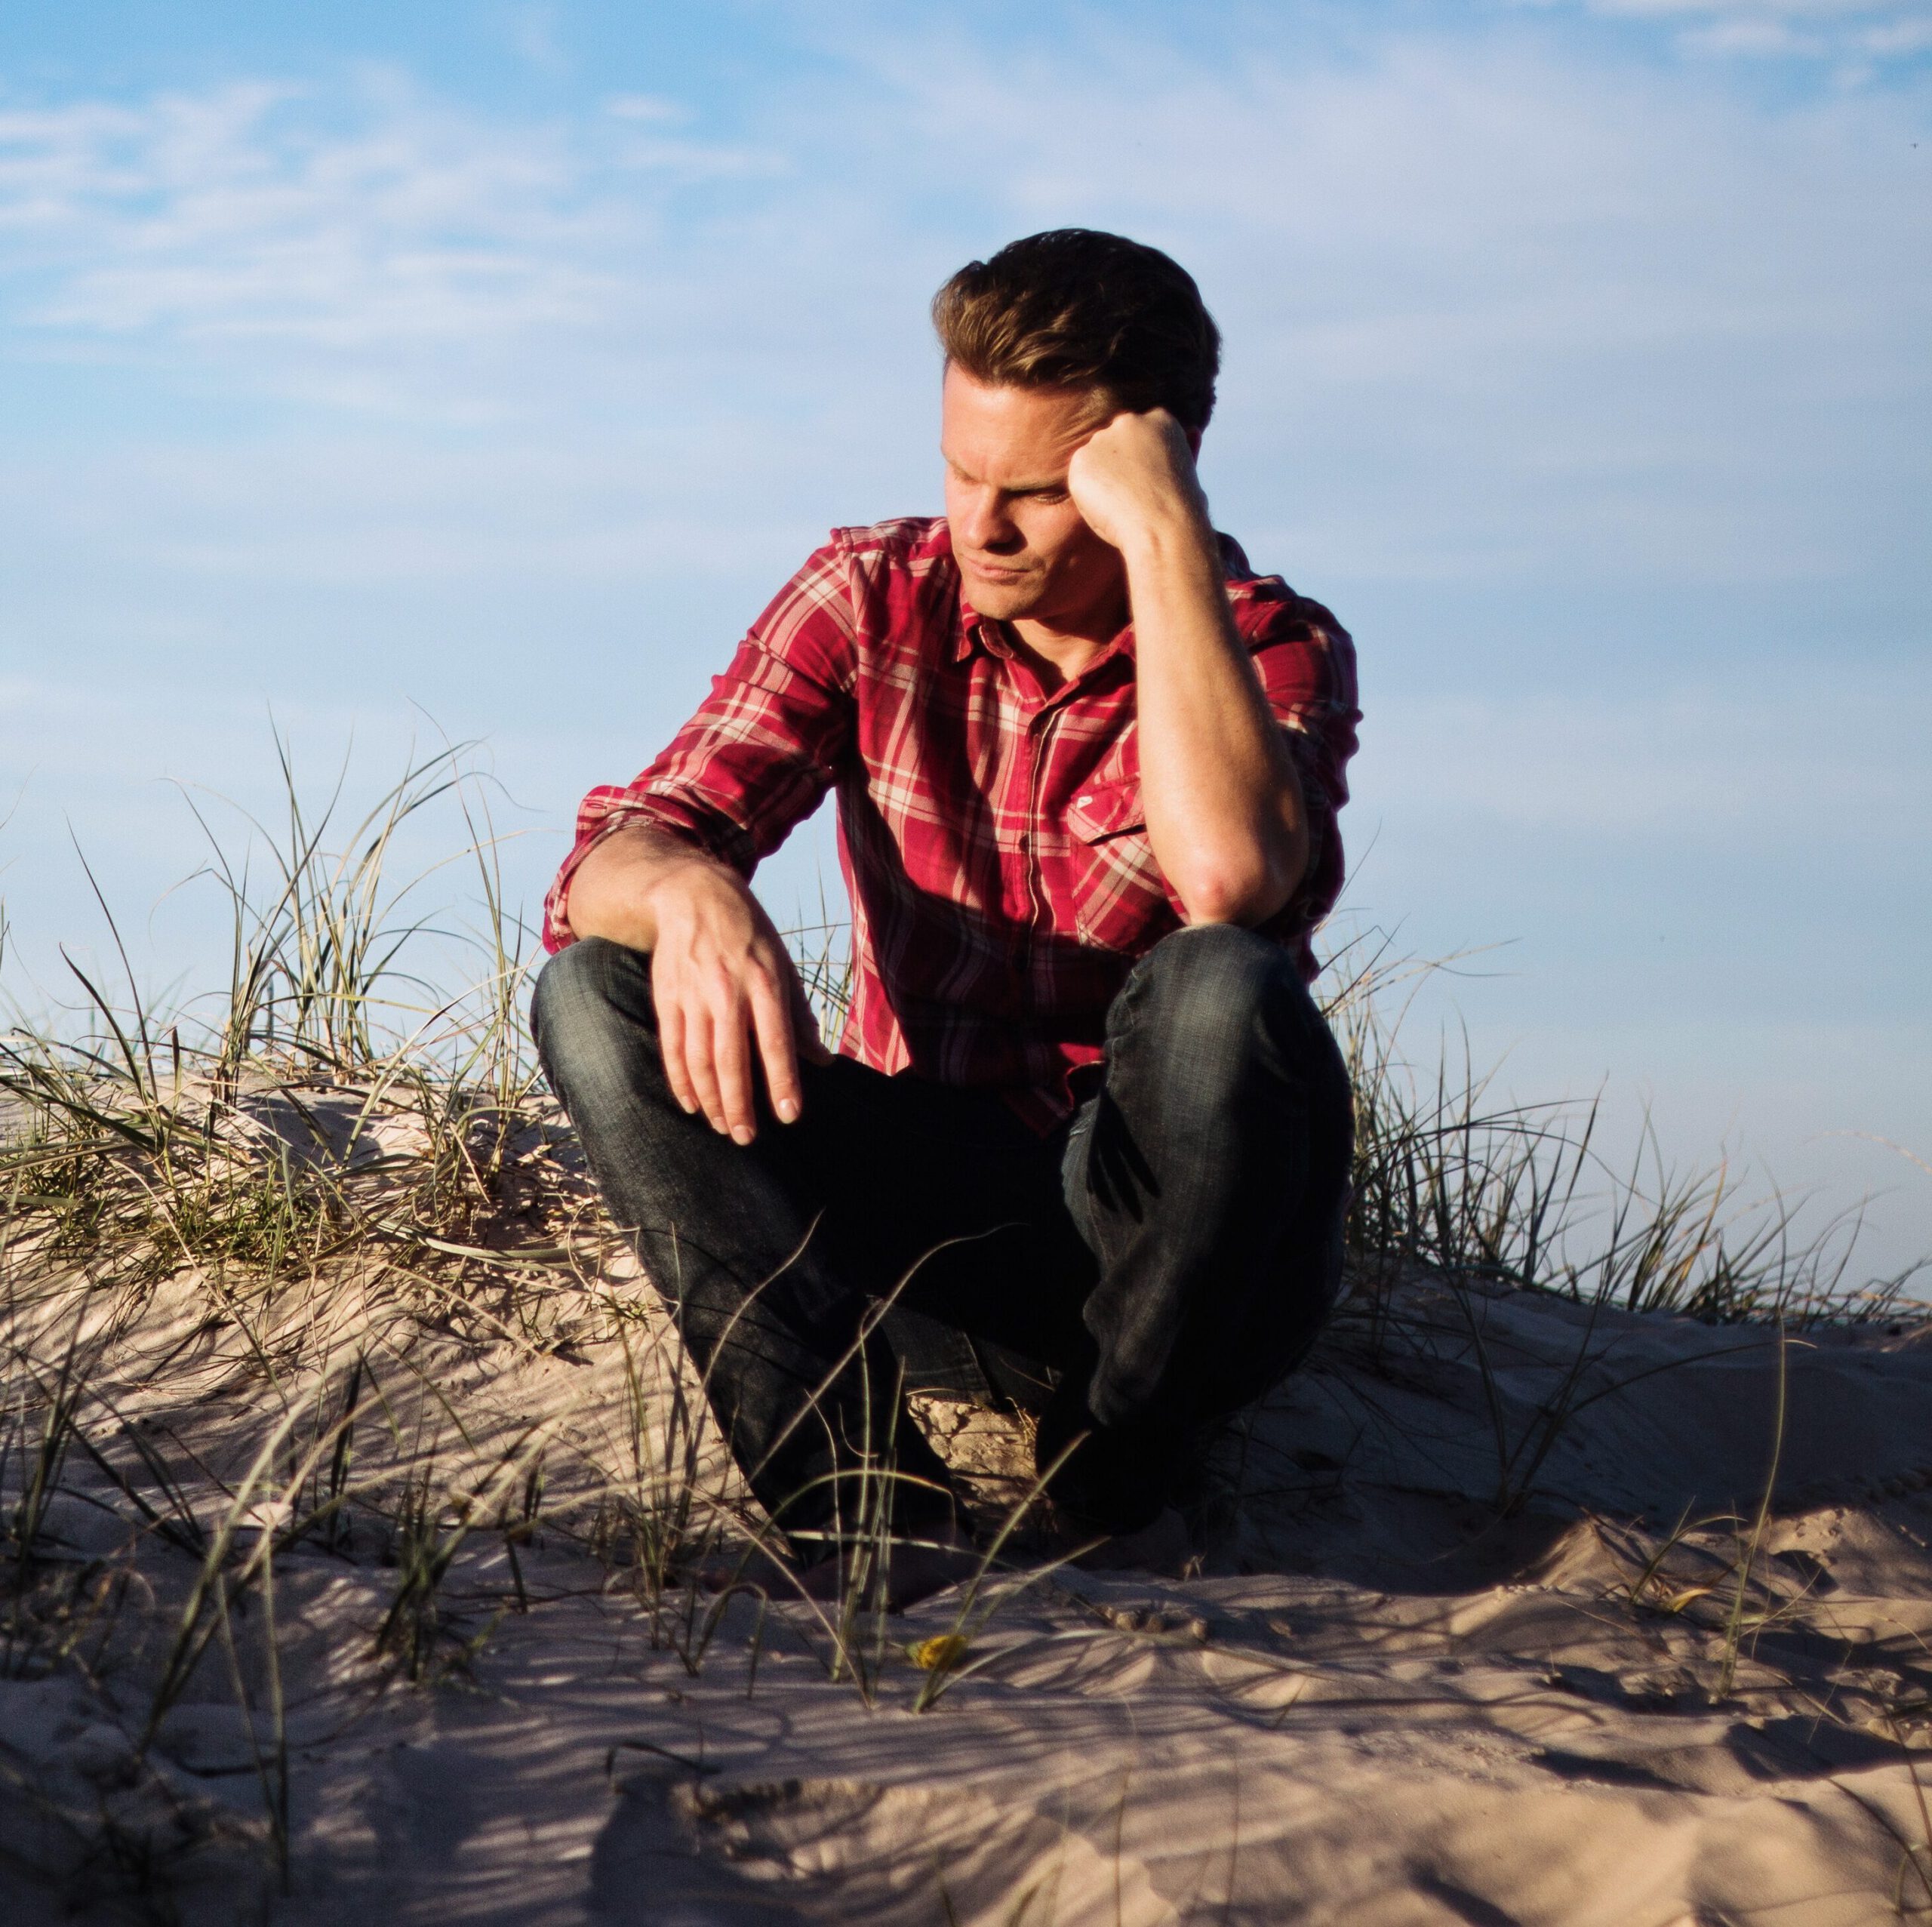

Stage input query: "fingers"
[
  {"left": 657, "top": 995, "right": 699, "bottom": 1117},
  {"left": 662, "top": 963, "right": 805, "bottom": 1144},
  {"left": 709, "top": 998, "right": 756, "bottom": 1144},
  {"left": 748, "top": 974, "right": 802, "bottom": 1126},
  {"left": 651, "top": 894, "right": 822, "bottom": 1141},
  {"left": 657, "top": 971, "right": 735, "bottom": 1137}
]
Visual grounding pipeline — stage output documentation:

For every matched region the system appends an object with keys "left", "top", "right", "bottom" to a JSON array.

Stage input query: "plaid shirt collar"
[{"left": 949, "top": 586, "right": 1139, "bottom": 692}]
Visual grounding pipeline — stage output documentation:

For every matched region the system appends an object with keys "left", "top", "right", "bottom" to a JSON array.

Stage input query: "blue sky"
[{"left": 2, "top": 0, "right": 1928, "bottom": 1282}]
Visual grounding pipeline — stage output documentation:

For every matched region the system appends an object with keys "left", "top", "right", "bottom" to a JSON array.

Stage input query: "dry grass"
[{"left": 0, "top": 742, "right": 1924, "bottom": 1912}]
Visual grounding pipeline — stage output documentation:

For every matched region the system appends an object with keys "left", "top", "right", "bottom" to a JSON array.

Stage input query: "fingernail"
[
  {"left": 776, "top": 1098, "right": 799, "bottom": 1124},
  {"left": 731, "top": 1125, "right": 754, "bottom": 1146}
]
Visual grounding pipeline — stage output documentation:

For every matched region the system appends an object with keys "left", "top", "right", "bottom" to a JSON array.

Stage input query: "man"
[{"left": 533, "top": 229, "right": 1359, "bottom": 1599}]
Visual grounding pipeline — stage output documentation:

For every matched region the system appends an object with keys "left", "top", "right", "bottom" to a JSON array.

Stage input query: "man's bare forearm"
[
  {"left": 564, "top": 825, "right": 737, "bottom": 953},
  {"left": 1066, "top": 411, "right": 1307, "bottom": 927},
  {"left": 1122, "top": 507, "right": 1307, "bottom": 925}
]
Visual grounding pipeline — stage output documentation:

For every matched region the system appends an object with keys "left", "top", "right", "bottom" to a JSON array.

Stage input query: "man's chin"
[{"left": 960, "top": 577, "right": 1040, "bottom": 622}]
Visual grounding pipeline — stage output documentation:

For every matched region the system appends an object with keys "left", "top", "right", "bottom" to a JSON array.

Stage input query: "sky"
[{"left": 1, "top": 0, "right": 1928, "bottom": 1285}]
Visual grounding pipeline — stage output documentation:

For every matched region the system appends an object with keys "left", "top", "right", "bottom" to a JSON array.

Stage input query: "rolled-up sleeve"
[
  {"left": 543, "top": 544, "right": 858, "bottom": 951},
  {"left": 1243, "top": 593, "right": 1361, "bottom": 961}
]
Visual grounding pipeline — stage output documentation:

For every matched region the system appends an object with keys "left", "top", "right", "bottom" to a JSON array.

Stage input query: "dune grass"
[
  {"left": 1327, "top": 925, "right": 1916, "bottom": 1328},
  {"left": 0, "top": 740, "right": 1924, "bottom": 1904}
]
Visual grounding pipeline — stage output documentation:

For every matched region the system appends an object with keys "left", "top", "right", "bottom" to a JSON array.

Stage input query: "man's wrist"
[
  {"left": 634, "top": 838, "right": 746, "bottom": 913},
  {"left": 568, "top": 824, "right": 744, "bottom": 949},
  {"left": 1113, "top": 489, "right": 1215, "bottom": 568}
]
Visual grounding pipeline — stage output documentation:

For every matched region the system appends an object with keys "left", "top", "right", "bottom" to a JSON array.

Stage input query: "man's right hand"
[{"left": 563, "top": 827, "right": 829, "bottom": 1143}]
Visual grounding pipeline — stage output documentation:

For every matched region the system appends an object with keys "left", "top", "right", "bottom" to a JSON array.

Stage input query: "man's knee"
[
  {"left": 530, "top": 937, "right": 660, "bottom": 1100},
  {"left": 1112, "top": 923, "right": 1321, "bottom": 1092},
  {"left": 1131, "top": 921, "right": 1286, "bottom": 1001}
]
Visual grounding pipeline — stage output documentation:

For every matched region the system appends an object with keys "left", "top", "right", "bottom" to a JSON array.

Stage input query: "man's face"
[{"left": 940, "top": 365, "right": 1125, "bottom": 634}]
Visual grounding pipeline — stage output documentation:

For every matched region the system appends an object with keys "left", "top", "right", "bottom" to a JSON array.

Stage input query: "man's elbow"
[{"left": 1171, "top": 836, "right": 1308, "bottom": 929}]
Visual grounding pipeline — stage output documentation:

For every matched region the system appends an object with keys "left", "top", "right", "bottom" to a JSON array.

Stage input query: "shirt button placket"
[
  {"left": 1014, "top": 719, "right": 1037, "bottom": 1006},
  {"left": 1023, "top": 706, "right": 1062, "bottom": 997}
]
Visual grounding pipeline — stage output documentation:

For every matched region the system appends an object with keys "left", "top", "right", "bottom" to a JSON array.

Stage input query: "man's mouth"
[{"left": 962, "top": 556, "right": 1029, "bottom": 583}]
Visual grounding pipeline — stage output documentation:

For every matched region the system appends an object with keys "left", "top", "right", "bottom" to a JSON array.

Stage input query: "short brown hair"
[{"left": 931, "top": 229, "right": 1221, "bottom": 432}]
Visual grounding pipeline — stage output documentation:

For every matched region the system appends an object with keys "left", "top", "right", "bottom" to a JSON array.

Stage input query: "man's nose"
[{"left": 961, "top": 487, "right": 1020, "bottom": 553}]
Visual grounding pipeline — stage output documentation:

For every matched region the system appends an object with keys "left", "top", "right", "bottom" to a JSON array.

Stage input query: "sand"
[{"left": 5, "top": 1096, "right": 1932, "bottom": 1924}]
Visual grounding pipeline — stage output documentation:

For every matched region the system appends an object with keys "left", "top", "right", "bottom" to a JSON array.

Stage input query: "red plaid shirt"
[{"left": 545, "top": 516, "right": 1359, "bottom": 1131}]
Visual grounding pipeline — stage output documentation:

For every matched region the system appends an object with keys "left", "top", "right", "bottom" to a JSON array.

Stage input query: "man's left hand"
[{"left": 1066, "top": 408, "right": 1211, "bottom": 556}]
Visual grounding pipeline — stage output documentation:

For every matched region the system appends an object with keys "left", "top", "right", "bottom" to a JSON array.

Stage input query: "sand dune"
[{"left": 5, "top": 1100, "right": 1932, "bottom": 1924}]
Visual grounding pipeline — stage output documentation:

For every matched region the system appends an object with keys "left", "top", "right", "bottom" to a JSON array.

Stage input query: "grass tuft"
[{"left": 0, "top": 740, "right": 1924, "bottom": 1912}]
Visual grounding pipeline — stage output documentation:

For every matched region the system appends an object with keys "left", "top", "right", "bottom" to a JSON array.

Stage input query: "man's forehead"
[{"left": 940, "top": 371, "right": 1112, "bottom": 479}]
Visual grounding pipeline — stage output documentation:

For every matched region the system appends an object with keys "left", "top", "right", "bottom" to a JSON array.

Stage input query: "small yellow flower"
[{"left": 909, "top": 1633, "right": 969, "bottom": 1673}]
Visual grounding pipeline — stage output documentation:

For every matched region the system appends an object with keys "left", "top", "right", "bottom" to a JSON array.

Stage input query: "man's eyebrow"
[{"left": 941, "top": 454, "right": 1068, "bottom": 493}]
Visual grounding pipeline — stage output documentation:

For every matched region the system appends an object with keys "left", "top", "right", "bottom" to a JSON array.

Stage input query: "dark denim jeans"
[{"left": 531, "top": 924, "right": 1352, "bottom": 1546}]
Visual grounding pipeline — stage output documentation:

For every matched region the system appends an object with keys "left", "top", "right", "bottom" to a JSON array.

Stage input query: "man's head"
[
  {"left": 933, "top": 229, "right": 1220, "bottom": 432},
  {"left": 933, "top": 230, "right": 1220, "bottom": 636}
]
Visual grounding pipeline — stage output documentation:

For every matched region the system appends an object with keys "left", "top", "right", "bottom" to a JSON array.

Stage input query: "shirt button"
[{"left": 1078, "top": 794, "right": 1092, "bottom": 805}]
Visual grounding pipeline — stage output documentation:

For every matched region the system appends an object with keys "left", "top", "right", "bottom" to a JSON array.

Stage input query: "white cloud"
[
  {"left": 1862, "top": 14, "right": 1932, "bottom": 47},
  {"left": 1589, "top": 0, "right": 1900, "bottom": 17},
  {"left": 603, "top": 94, "right": 693, "bottom": 125},
  {"left": 832, "top": 30, "right": 1929, "bottom": 586},
  {"left": 502, "top": 3, "right": 570, "bottom": 75},
  {"left": 2, "top": 29, "right": 1924, "bottom": 596},
  {"left": 1681, "top": 17, "right": 1825, "bottom": 50},
  {"left": 0, "top": 73, "right": 782, "bottom": 399},
  {"left": 1539, "top": 0, "right": 1932, "bottom": 63}
]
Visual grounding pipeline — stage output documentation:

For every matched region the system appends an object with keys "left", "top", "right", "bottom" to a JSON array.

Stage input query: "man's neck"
[
  {"left": 1006, "top": 592, "right": 1129, "bottom": 692},
  {"left": 1005, "top": 623, "right": 1104, "bottom": 693}
]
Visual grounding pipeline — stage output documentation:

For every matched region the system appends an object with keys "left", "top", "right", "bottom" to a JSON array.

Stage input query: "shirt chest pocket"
[{"left": 1062, "top": 778, "right": 1174, "bottom": 953}]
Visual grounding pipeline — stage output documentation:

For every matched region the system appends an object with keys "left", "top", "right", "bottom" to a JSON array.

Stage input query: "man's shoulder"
[
  {"left": 807, "top": 518, "right": 961, "bottom": 654},
  {"left": 826, "top": 515, "right": 955, "bottom": 575},
  {"left": 1216, "top": 534, "right": 1344, "bottom": 643}
]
